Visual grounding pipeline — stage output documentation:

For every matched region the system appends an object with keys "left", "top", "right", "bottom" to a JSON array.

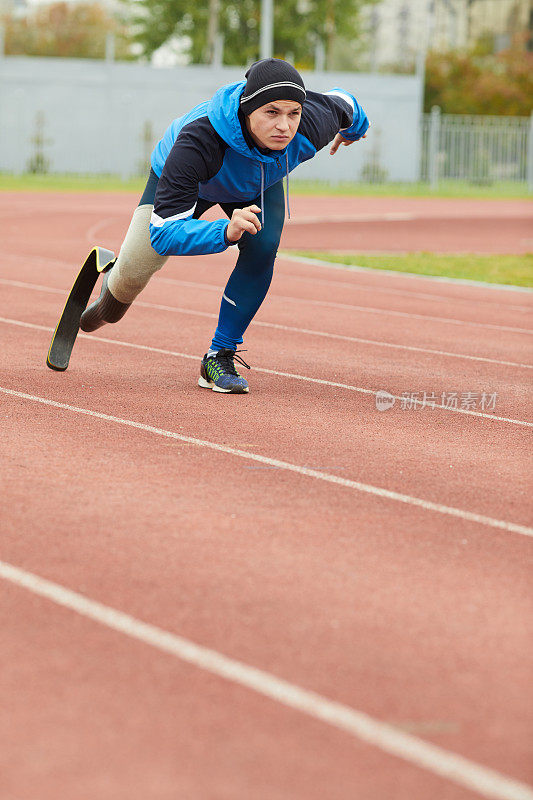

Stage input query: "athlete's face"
[{"left": 245, "top": 100, "right": 302, "bottom": 150}]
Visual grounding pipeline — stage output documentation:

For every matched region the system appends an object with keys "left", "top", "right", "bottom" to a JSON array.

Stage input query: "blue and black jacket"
[{"left": 149, "top": 81, "right": 369, "bottom": 257}]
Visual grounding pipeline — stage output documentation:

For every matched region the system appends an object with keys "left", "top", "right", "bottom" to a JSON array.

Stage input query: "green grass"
[
  {"left": 0, "top": 172, "right": 531, "bottom": 199},
  {"left": 290, "top": 180, "right": 532, "bottom": 199},
  {"left": 0, "top": 173, "right": 146, "bottom": 193},
  {"left": 287, "top": 251, "right": 533, "bottom": 288}
]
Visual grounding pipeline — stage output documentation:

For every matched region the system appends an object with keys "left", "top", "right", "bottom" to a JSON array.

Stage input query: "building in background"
[
  {"left": 362, "top": 0, "right": 465, "bottom": 71},
  {"left": 362, "top": 0, "right": 532, "bottom": 70},
  {"left": 0, "top": 0, "right": 122, "bottom": 12},
  {"left": 0, "top": 0, "right": 29, "bottom": 15},
  {"left": 467, "top": 0, "right": 532, "bottom": 52}
]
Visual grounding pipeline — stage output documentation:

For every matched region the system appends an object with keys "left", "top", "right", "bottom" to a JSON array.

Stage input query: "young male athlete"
[{"left": 80, "top": 58, "right": 369, "bottom": 393}]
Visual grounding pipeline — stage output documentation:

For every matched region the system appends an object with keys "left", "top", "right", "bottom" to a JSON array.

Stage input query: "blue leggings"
[
  {"left": 140, "top": 170, "right": 285, "bottom": 353},
  {"left": 204, "top": 181, "right": 285, "bottom": 352}
]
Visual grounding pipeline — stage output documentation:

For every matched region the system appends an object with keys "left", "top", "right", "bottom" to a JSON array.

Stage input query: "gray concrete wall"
[{"left": 0, "top": 56, "right": 423, "bottom": 182}]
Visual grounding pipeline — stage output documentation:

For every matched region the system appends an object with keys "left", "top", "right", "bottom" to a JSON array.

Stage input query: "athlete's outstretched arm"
[{"left": 297, "top": 89, "right": 369, "bottom": 155}]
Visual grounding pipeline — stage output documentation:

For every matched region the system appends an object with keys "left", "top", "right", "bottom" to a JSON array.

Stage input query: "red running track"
[
  {"left": 0, "top": 192, "right": 532, "bottom": 800},
  {"left": 281, "top": 196, "right": 533, "bottom": 253}
]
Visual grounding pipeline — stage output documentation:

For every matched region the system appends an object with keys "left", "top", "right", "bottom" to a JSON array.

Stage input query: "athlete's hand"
[
  {"left": 226, "top": 205, "right": 262, "bottom": 242},
  {"left": 329, "top": 130, "right": 368, "bottom": 155}
]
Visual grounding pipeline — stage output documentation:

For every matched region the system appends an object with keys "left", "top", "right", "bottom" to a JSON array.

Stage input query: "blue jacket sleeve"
[
  {"left": 149, "top": 116, "right": 232, "bottom": 256},
  {"left": 298, "top": 90, "right": 369, "bottom": 153},
  {"left": 150, "top": 214, "right": 230, "bottom": 257},
  {"left": 327, "top": 88, "right": 369, "bottom": 141}
]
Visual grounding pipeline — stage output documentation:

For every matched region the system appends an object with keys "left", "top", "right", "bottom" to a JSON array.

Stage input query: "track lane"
[
  {"left": 275, "top": 255, "right": 533, "bottom": 308},
  {"left": 5, "top": 271, "right": 531, "bottom": 373},
  {"left": 2, "top": 315, "right": 530, "bottom": 428},
  {"left": 2, "top": 276, "right": 532, "bottom": 419},
  {"left": 5, "top": 246, "right": 533, "bottom": 320},
  {"left": 1, "top": 305, "right": 532, "bottom": 524},
  {"left": 4, "top": 247, "right": 532, "bottom": 332},
  {"left": 156, "top": 271, "right": 533, "bottom": 323},
  {"left": 7, "top": 247, "right": 533, "bottom": 314},
  {"left": 1, "top": 190, "right": 532, "bottom": 798},
  {"left": 3, "top": 192, "right": 532, "bottom": 255},
  {"left": 2, "top": 565, "right": 533, "bottom": 800},
  {"left": 4, "top": 248, "right": 532, "bottom": 367},
  {"left": 281, "top": 216, "right": 533, "bottom": 254},
  {"left": 1, "top": 389, "right": 532, "bottom": 789},
  {"left": 6, "top": 582, "right": 463, "bottom": 800}
]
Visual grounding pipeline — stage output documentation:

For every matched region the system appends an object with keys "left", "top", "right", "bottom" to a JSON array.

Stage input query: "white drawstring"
[
  {"left": 285, "top": 151, "right": 291, "bottom": 219},
  {"left": 259, "top": 156, "right": 291, "bottom": 226},
  {"left": 260, "top": 162, "right": 265, "bottom": 226}
]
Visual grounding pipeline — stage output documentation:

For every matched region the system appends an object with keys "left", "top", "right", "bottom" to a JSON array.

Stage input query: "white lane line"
[
  {"left": 277, "top": 298, "right": 532, "bottom": 334},
  {"left": 271, "top": 297, "right": 533, "bottom": 335},
  {"left": 6, "top": 250, "right": 532, "bottom": 313},
  {"left": 2, "top": 278, "right": 530, "bottom": 370},
  {"left": 1, "top": 386, "right": 532, "bottom": 538},
  {"left": 2, "top": 316, "right": 531, "bottom": 428},
  {"left": 1, "top": 278, "right": 65, "bottom": 295},
  {"left": 155, "top": 275, "right": 533, "bottom": 331},
  {"left": 279, "top": 252, "right": 533, "bottom": 296},
  {"left": 287, "top": 212, "right": 417, "bottom": 223},
  {"left": 85, "top": 217, "right": 122, "bottom": 243},
  {"left": 244, "top": 317, "right": 533, "bottom": 370},
  {"left": 1, "top": 560, "right": 532, "bottom": 800},
  {"left": 157, "top": 273, "right": 533, "bottom": 314},
  {"left": 2, "top": 266, "right": 530, "bottom": 336}
]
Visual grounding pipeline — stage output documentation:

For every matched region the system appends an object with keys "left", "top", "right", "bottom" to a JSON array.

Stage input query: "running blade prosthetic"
[{"left": 46, "top": 246, "right": 115, "bottom": 371}]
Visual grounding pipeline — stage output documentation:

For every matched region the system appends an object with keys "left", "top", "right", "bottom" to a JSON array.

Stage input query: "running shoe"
[{"left": 198, "top": 349, "right": 250, "bottom": 393}]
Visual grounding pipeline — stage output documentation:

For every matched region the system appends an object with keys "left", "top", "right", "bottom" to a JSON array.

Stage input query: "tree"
[
  {"left": 124, "top": 0, "right": 373, "bottom": 69},
  {"left": 424, "top": 36, "right": 533, "bottom": 115},
  {"left": 2, "top": 2, "right": 133, "bottom": 60}
]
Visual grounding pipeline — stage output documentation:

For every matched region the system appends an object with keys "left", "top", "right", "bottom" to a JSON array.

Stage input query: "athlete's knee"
[
  {"left": 239, "top": 227, "right": 282, "bottom": 260},
  {"left": 107, "top": 204, "right": 167, "bottom": 303}
]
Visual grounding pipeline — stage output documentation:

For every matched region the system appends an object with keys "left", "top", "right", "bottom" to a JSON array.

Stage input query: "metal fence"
[{"left": 421, "top": 108, "right": 533, "bottom": 187}]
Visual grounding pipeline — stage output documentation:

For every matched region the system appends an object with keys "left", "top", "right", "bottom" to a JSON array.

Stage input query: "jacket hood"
[{"left": 207, "top": 81, "right": 286, "bottom": 164}]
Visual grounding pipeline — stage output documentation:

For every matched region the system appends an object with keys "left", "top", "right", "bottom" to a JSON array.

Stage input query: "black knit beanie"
[{"left": 240, "top": 58, "right": 306, "bottom": 115}]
